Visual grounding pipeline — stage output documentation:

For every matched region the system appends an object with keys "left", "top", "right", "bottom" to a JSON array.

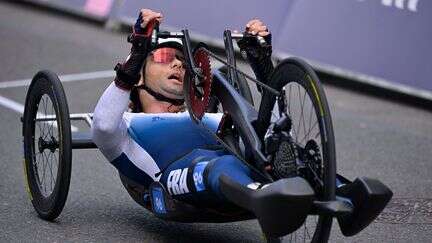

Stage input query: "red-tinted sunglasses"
[{"left": 151, "top": 47, "right": 185, "bottom": 66}]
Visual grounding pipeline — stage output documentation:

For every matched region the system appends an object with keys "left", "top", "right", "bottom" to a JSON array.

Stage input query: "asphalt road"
[{"left": 1, "top": 2, "right": 431, "bottom": 242}]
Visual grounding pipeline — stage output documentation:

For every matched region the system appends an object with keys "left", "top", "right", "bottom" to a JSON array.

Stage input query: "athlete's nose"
[{"left": 171, "top": 57, "right": 184, "bottom": 70}]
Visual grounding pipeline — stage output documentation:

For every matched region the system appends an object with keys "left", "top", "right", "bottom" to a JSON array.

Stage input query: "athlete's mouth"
[{"left": 168, "top": 73, "right": 182, "bottom": 82}]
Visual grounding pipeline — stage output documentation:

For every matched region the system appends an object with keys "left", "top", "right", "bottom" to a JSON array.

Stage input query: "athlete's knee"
[
  {"left": 162, "top": 155, "right": 210, "bottom": 196},
  {"left": 211, "top": 155, "right": 251, "bottom": 177},
  {"left": 205, "top": 155, "right": 254, "bottom": 196}
]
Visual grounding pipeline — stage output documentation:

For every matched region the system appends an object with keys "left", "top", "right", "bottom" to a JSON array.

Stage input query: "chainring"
[{"left": 184, "top": 47, "right": 212, "bottom": 122}]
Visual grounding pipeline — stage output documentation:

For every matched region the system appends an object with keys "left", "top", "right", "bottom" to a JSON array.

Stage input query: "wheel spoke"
[
  {"left": 307, "top": 163, "right": 324, "bottom": 187},
  {"left": 271, "top": 105, "right": 279, "bottom": 122},
  {"left": 303, "top": 220, "right": 306, "bottom": 241},
  {"left": 305, "top": 221, "right": 311, "bottom": 239},
  {"left": 271, "top": 111, "right": 278, "bottom": 121},
  {"left": 307, "top": 99, "right": 314, "bottom": 136},
  {"left": 288, "top": 84, "right": 298, "bottom": 141},
  {"left": 40, "top": 97, "right": 46, "bottom": 139},
  {"left": 54, "top": 150, "right": 59, "bottom": 189},
  {"left": 300, "top": 88, "right": 307, "bottom": 145},
  {"left": 41, "top": 151, "right": 47, "bottom": 193},
  {"left": 34, "top": 152, "right": 42, "bottom": 179},
  {"left": 288, "top": 84, "right": 292, "bottom": 117},
  {"left": 35, "top": 152, "right": 44, "bottom": 173},
  {"left": 300, "top": 120, "right": 318, "bottom": 145},
  {"left": 44, "top": 151, "right": 50, "bottom": 194},
  {"left": 36, "top": 120, "right": 43, "bottom": 136},
  {"left": 47, "top": 152, "right": 55, "bottom": 192},
  {"left": 295, "top": 85, "right": 302, "bottom": 143},
  {"left": 42, "top": 96, "right": 49, "bottom": 139},
  {"left": 48, "top": 99, "right": 54, "bottom": 138}
]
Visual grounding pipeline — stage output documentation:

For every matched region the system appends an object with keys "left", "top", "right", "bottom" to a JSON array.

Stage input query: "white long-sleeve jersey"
[{"left": 91, "top": 82, "right": 221, "bottom": 186}]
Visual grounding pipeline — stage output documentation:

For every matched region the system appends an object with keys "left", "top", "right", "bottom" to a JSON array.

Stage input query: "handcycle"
[{"left": 21, "top": 24, "right": 393, "bottom": 242}]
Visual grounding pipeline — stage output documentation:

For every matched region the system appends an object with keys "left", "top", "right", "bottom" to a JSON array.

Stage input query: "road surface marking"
[
  {"left": 0, "top": 95, "right": 78, "bottom": 131},
  {"left": 0, "top": 70, "right": 115, "bottom": 89}
]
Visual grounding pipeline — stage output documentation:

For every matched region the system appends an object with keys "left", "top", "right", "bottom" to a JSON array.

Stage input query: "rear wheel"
[
  {"left": 257, "top": 58, "right": 336, "bottom": 242},
  {"left": 22, "top": 70, "right": 72, "bottom": 220}
]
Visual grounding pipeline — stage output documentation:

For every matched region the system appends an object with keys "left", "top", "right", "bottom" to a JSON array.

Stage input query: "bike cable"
[{"left": 202, "top": 48, "right": 280, "bottom": 96}]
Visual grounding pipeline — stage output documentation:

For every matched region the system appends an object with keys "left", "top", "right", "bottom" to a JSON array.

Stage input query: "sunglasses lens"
[{"left": 152, "top": 48, "right": 177, "bottom": 64}]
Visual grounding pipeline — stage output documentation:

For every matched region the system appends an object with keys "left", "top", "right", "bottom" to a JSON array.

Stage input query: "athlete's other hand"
[
  {"left": 245, "top": 19, "right": 269, "bottom": 37},
  {"left": 134, "top": 9, "right": 163, "bottom": 35}
]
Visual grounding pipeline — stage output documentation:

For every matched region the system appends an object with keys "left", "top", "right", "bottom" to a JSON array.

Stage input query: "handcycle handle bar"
[
  {"left": 156, "top": 31, "right": 266, "bottom": 46},
  {"left": 154, "top": 27, "right": 278, "bottom": 96}
]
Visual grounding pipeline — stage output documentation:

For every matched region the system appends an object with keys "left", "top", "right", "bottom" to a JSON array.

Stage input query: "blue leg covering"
[
  {"left": 205, "top": 154, "right": 255, "bottom": 198},
  {"left": 159, "top": 149, "right": 259, "bottom": 205}
]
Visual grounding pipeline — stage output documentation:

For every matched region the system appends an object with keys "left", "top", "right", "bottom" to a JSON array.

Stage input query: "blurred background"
[
  {"left": 13, "top": 0, "right": 432, "bottom": 104},
  {"left": 0, "top": 0, "right": 431, "bottom": 242}
]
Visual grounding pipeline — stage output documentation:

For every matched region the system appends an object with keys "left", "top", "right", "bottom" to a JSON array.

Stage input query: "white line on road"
[
  {"left": 0, "top": 70, "right": 115, "bottom": 89},
  {"left": 0, "top": 95, "right": 24, "bottom": 113},
  {"left": 0, "top": 95, "right": 78, "bottom": 132},
  {"left": 0, "top": 69, "right": 113, "bottom": 131}
]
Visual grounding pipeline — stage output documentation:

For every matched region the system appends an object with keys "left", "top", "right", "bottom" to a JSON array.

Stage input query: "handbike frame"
[{"left": 29, "top": 27, "right": 393, "bottom": 240}]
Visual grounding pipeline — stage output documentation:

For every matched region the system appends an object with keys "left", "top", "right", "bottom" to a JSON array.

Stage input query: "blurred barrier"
[
  {"left": 109, "top": 0, "right": 432, "bottom": 100},
  {"left": 19, "top": 0, "right": 114, "bottom": 19},
  {"left": 275, "top": 0, "right": 432, "bottom": 101},
  {"left": 108, "top": 0, "right": 295, "bottom": 47},
  {"left": 17, "top": 0, "right": 432, "bottom": 101}
]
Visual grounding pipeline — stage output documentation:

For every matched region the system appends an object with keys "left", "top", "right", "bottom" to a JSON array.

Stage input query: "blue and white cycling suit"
[{"left": 92, "top": 83, "right": 262, "bottom": 205}]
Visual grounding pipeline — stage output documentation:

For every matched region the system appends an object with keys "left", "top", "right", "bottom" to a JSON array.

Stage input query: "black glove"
[
  {"left": 114, "top": 13, "right": 154, "bottom": 90},
  {"left": 237, "top": 33, "right": 272, "bottom": 60},
  {"left": 237, "top": 33, "right": 274, "bottom": 92}
]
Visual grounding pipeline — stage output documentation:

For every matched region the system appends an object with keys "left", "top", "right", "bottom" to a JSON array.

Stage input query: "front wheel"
[
  {"left": 257, "top": 58, "right": 336, "bottom": 242},
  {"left": 22, "top": 70, "right": 72, "bottom": 220}
]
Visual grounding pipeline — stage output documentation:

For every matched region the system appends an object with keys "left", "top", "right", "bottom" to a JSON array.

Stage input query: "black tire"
[
  {"left": 257, "top": 58, "right": 336, "bottom": 242},
  {"left": 22, "top": 70, "right": 72, "bottom": 220}
]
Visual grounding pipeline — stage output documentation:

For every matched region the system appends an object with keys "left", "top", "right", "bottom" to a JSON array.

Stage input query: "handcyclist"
[{"left": 92, "top": 9, "right": 276, "bottom": 208}]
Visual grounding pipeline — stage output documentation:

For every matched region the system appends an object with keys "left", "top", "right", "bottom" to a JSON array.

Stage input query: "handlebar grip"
[
  {"left": 240, "top": 32, "right": 268, "bottom": 47},
  {"left": 257, "top": 36, "right": 267, "bottom": 47}
]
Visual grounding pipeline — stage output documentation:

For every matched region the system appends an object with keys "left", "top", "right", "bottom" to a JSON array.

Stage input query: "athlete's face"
[{"left": 142, "top": 47, "right": 186, "bottom": 100}]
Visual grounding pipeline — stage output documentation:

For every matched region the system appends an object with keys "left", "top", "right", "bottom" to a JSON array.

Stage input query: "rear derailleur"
[
  {"left": 263, "top": 113, "right": 324, "bottom": 193},
  {"left": 263, "top": 113, "right": 299, "bottom": 179}
]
